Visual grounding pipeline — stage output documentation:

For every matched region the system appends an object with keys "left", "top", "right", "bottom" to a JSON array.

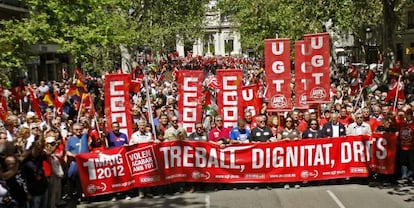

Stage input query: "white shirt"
[
  {"left": 332, "top": 123, "right": 340, "bottom": 137},
  {"left": 130, "top": 131, "right": 153, "bottom": 145},
  {"left": 25, "top": 134, "right": 36, "bottom": 150}
]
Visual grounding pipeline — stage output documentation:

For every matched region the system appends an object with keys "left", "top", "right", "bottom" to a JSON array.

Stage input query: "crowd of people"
[{"left": 0, "top": 55, "right": 413, "bottom": 207}]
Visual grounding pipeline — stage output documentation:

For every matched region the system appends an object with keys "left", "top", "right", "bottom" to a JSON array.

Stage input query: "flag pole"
[
  {"left": 77, "top": 94, "right": 85, "bottom": 123},
  {"left": 393, "top": 75, "right": 402, "bottom": 112},
  {"left": 144, "top": 69, "right": 157, "bottom": 140}
]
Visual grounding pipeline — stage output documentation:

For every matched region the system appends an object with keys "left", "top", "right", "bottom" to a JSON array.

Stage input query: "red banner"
[
  {"left": 303, "top": 33, "right": 330, "bottom": 103},
  {"left": 294, "top": 40, "right": 310, "bottom": 109},
  {"left": 216, "top": 69, "right": 243, "bottom": 128},
  {"left": 264, "top": 39, "right": 292, "bottom": 111},
  {"left": 369, "top": 133, "right": 398, "bottom": 174},
  {"left": 177, "top": 70, "right": 204, "bottom": 133},
  {"left": 77, "top": 135, "right": 397, "bottom": 197},
  {"left": 241, "top": 84, "right": 262, "bottom": 117},
  {"left": 104, "top": 74, "right": 133, "bottom": 137}
]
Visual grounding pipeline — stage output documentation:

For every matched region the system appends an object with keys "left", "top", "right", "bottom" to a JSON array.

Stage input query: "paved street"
[{"left": 72, "top": 182, "right": 414, "bottom": 208}]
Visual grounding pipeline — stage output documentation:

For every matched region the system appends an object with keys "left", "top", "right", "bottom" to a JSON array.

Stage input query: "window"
[{"left": 408, "top": 10, "right": 414, "bottom": 29}]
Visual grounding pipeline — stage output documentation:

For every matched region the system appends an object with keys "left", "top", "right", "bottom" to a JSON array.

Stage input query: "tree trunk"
[{"left": 381, "top": 0, "right": 398, "bottom": 83}]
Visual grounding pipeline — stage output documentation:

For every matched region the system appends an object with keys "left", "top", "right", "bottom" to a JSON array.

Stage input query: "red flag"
[
  {"left": 129, "top": 78, "right": 142, "bottom": 93},
  {"left": 10, "top": 87, "right": 22, "bottom": 103},
  {"left": 0, "top": 95, "right": 8, "bottom": 121},
  {"left": 26, "top": 86, "right": 42, "bottom": 119},
  {"left": 53, "top": 90, "right": 64, "bottom": 114},
  {"left": 363, "top": 70, "right": 374, "bottom": 87},
  {"left": 74, "top": 66, "right": 84, "bottom": 80},
  {"left": 177, "top": 70, "right": 204, "bottom": 133},
  {"left": 294, "top": 40, "right": 310, "bottom": 109},
  {"left": 206, "top": 75, "right": 220, "bottom": 89},
  {"left": 217, "top": 69, "right": 243, "bottom": 128},
  {"left": 264, "top": 38, "right": 292, "bottom": 111},
  {"left": 303, "top": 33, "right": 330, "bottom": 104},
  {"left": 386, "top": 76, "right": 405, "bottom": 102},
  {"left": 241, "top": 84, "right": 262, "bottom": 117}
]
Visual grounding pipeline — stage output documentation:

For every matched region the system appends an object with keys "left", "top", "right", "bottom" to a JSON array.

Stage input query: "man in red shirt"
[
  {"left": 397, "top": 109, "right": 414, "bottom": 180},
  {"left": 208, "top": 115, "right": 230, "bottom": 147},
  {"left": 362, "top": 108, "right": 381, "bottom": 132},
  {"left": 338, "top": 107, "right": 353, "bottom": 126}
]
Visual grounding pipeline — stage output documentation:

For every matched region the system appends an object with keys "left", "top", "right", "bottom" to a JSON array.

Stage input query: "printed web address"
[{"left": 112, "top": 180, "right": 135, "bottom": 188}]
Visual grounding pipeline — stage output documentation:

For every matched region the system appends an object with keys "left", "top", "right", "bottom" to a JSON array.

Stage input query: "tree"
[
  {"left": 216, "top": 0, "right": 411, "bottom": 71},
  {"left": 0, "top": 0, "right": 208, "bottom": 85}
]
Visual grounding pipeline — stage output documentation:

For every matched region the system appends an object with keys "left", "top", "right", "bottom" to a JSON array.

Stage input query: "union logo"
[
  {"left": 271, "top": 95, "right": 288, "bottom": 108},
  {"left": 310, "top": 87, "right": 327, "bottom": 100}
]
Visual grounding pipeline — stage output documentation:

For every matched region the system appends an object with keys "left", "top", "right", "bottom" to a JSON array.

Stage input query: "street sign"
[{"left": 406, "top": 47, "right": 414, "bottom": 54}]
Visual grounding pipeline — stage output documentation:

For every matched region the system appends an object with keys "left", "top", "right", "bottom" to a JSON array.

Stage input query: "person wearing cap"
[
  {"left": 44, "top": 134, "right": 65, "bottom": 208},
  {"left": 22, "top": 111, "right": 36, "bottom": 129},
  {"left": 26, "top": 123, "right": 41, "bottom": 150}
]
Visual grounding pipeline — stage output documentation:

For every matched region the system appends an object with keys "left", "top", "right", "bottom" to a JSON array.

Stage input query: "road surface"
[{"left": 70, "top": 183, "right": 414, "bottom": 208}]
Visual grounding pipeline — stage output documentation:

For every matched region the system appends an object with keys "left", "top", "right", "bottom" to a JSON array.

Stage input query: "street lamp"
[{"left": 365, "top": 27, "right": 372, "bottom": 46}]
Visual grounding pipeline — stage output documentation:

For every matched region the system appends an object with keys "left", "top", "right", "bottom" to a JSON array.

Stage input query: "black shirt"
[{"left": 249, "top": 126, "right": 273, "bottom": 142}]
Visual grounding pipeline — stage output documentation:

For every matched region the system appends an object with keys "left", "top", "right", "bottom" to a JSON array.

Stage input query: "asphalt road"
[{"left": 71, "top": 182, "right": 414, "bottom": 208}]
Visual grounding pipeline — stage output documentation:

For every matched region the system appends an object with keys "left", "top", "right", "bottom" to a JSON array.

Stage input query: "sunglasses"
[
  {"left": 171, "top": 120, "right": 178, "bottom": 123},
  {"left": 48, "top": 142, "right": 57, "bottom": 146},
  {"left": 286, "top": 120, "right": 293, "bottom": 123},
  {"left": 310, "top": 123, "right": 318, "bottom": 125},
  {"left": 258, "top": 121, "right": 266, "bottom": 123}
]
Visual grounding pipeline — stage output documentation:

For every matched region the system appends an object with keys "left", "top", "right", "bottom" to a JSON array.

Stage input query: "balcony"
[{"left": 0, "top": 0, "right": 28, "bottom": 19}]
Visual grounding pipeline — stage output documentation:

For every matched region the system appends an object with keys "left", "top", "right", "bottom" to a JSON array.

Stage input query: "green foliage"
[
  {"left": 216, "top": 0, "right": 409, "bottom": 56},
  {"left": 0, "top": 0, "right": 208, "bottom": 79}
]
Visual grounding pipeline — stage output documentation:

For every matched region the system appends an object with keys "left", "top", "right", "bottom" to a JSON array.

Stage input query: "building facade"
[
  {"left": 176, "top": 1, "right": 242, "bottom": 57},
  {"left": 1, "top": 0, "right": 66, "bottom": 83},
  {"left": 396, "top": 4, "right": 414, "bottom": 66}
]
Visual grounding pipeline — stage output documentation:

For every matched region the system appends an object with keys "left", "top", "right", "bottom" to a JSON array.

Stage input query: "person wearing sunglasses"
[
  {"left": 280, "top": 116, "right": 301, "bottom": 141},
  {"left": 302, "top": 119, "right": 323, "bottom": 139},
  {"left": 188, "top": 122, "right": 207, "bottom": 141},
  {"left": 249, "top": 114, "right": 274, "bottom": 142},
  {"left": 44, "top": 135, "right": 65, "bottom": 208},
  {"left": 208, "top": 115, "right": 230, "bottom": 147}
]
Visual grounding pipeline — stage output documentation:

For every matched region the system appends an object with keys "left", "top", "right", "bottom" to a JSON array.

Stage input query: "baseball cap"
[{"left": 45, "top": 136, "right": 56, "bottom": 144}]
